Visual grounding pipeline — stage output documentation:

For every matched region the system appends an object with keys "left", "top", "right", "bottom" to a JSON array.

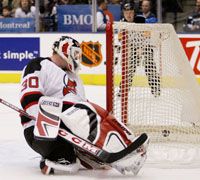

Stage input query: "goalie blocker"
[{"left": 35, "top": 96, "right": 149, "bottom": 175}]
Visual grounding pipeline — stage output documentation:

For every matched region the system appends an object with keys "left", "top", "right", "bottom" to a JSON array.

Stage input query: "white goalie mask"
[{"left": 53, "top": 36, "right": 82, "bottom": 73}]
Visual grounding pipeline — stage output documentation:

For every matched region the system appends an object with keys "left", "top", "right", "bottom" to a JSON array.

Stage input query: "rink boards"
[{"left": 0, "top": 33, "right": 200, "bottom": 85}]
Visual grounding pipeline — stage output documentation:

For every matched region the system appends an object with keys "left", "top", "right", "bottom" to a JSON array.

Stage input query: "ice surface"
[{"left": 0, "top": 84, "right": 200, "bottom": 180}]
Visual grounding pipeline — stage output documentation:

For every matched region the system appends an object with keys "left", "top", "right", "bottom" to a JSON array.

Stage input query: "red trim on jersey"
[{"left": 20, "top": 91, "right": 43, "bottom": 104}]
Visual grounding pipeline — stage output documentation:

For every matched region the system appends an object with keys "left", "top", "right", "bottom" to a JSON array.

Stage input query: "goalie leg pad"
[
  {"left": 60, "top": 101, "right": 137, "bottom": 153},
  {"left": 34, "top": 96, "right": 63, "bottom": 140},
  {"left": 60, "top": 102, "right": 101, "bottom": 141}
]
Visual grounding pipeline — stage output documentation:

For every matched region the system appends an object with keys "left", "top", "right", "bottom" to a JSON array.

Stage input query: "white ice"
[{"left": 0, "top": 84, "right": 200, "bottom": 180}]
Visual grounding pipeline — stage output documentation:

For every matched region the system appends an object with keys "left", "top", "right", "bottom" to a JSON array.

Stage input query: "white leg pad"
[{"left": 60, "top": 102, "right": 101, "bottom": 140}]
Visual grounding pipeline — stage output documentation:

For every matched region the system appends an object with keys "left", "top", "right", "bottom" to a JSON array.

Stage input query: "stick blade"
[{"left": 100, "top": 133, "right": 148, "bottom": 163}]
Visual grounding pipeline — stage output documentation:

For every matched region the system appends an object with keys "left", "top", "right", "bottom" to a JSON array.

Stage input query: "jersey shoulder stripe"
[
  {"left": 20, "top": 91, "right": 43, "bottom": 110},
  {"left": 23, "top": 57, "right": 51, "bottom": 78}
]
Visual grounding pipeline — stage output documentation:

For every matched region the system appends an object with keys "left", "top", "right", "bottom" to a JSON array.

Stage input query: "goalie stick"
[{"left": 0, "top": 98, "right": 147, "bottom": 164}]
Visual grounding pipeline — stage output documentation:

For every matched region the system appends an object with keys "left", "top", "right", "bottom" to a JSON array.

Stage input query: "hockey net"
[{"left": 106, "top": 22, "right": 200, "bottom": 167}]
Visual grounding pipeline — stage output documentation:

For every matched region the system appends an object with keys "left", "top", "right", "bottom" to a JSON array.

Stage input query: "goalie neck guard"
[{"left": 52, "top": 36, "right": 82, "bottom": 74}]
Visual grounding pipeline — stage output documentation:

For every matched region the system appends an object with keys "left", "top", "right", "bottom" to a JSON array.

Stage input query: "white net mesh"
[{"left": 110, "top": 22, "right": 200, "bottom": 166}]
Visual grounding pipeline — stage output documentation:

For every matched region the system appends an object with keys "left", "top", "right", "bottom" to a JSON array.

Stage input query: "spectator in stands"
[
  {"left": 121, "top": 0, "right": 145, "bottom": 23},
  {"left": 183, "top": 0, "right": 200, "bottom": 32},
  {"left": 40, "top": 0, "right": 57, "bottom": 31},
  {"left": 14, "top": 0, "right": 35, "bottom": 18},
  {"left": 2, "top": 0, "right": 20, "bottom": 14},
  {"left": 0, "top": 5, "right": 12, "bottom": 17},
  {"left": 121, "top": 0, "right": 135, "bottom": 22},
  {"left": 139, "top": 0, "right": 157, "bottom": 23},
  {"left": 97, "top": 0, "right": 111, "bottom": 31}
]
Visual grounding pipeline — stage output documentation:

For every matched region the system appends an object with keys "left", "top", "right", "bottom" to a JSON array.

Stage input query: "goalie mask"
[{"left": 53, "top": 36, "right": 82, "bottom": 73}]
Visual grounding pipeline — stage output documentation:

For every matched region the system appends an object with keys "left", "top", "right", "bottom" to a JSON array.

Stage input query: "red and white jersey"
[{"left": 20, "top": 57, "right": 86, "bottom": 129}]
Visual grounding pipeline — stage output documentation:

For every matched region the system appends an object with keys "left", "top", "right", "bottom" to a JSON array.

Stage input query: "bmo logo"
[
  {"left": 180, "top": 37, "right": 200, "bottom": 75},
  {"left": 63, "top": 14, "right": 92, "bottom": 25},
  {"left": 57, "top": 5, "right": 92, "bottom": 32}
]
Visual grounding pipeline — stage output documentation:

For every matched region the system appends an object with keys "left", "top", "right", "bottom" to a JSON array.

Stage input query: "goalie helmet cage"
[{"left": 106, "top": 22, "right": 200, "bottom": 167}]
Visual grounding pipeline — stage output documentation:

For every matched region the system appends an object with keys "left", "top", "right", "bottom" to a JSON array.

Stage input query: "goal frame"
[{"left": 105, "top": 22, "right": 200, "bottom": 167}]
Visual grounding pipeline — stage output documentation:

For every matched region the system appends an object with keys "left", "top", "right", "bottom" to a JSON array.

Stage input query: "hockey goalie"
[{"left": 19, "top": 36, "right": 149, "bottom": 175}]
